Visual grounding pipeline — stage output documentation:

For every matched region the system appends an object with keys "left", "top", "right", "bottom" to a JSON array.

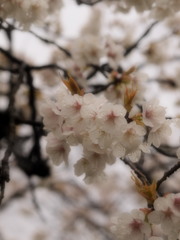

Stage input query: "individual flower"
[
  {"left": 142, "top": 99, "right": 166, "bottom": 130},
  {"left": 80, "top": 93, "right": 107, "bottom": 122},
  {"left": 166, "top": 193, "right": 180, "bottom": 217},
  {"left": 111, "top": 209, "right": 151, "bottom": 240},
  {"left": 148, "top": 194, "right": 180, "bottom": 240},
  {"left": 60, "top": 94, "right": 83, "bottom": 122},
  {"left": 46, "top": 133, "right": 70, "bottom": 166},
  {"left": 127, "top": 149, "right": 142, "bottom": 162},
  {"left": 120, "top": 121, "right": 146, "bottom": 154},
  {"left": 82, "top": 135, "right": 105, "bottom": 154},
  {"left": 111, "top": 141, "right": 126, "bottom": 159},
  {"left": 69, "top": 35, "right": 103, "bottom": 68},
  {"left": 74, "top": 156, "right": 105, "bottom": 184},
  {"left": 74, "top": 148, "right": 116, "bottom": 184},
  {"left": 147, "top": 120, "right": 172, "bottom": 147},
  {"left": 97, "top": 103, "right": 127, "bottom": 134},
  {"left": 104, "top": 36, "right": 124, "bottom": 68},
  {"left": 40, "top": 100, "right": 61, "bottom": 132},
  {"left": 55, "top": 83, "right": 71, "bottom": 106},
  {"left": 87, "top": 126, "right": 114, "bottom": 152}
]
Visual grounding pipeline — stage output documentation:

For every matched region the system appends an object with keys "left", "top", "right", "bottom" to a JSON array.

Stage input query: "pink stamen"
[{"left": 129, "top": 219, "right": 142, "bottom": 232}]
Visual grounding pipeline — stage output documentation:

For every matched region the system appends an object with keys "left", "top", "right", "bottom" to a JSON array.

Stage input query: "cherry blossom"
[
  {"left": 142, "top": 99, "right": 166, "bottom": 131},
  {"left": 0, "top": 0, "right": 63, "bottom": 27},
  {"left": 46, "top": 133, "right": 70, "bottom": 166},
  {"left": 41, "top": 75, "right": 174, "bottom": 180},
  {"left": 111, "top": 209, "right": 151, "bottom": 240},
  {"left": 148, "top": 194, "right": 180, "bottom": 240}
]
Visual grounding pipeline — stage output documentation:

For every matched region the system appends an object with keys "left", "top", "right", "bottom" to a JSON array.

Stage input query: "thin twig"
[
  {"left": 29, "top": 180, "right": 45, "bottom": 222},
  {"left": 153, "top": 145, "right": 177, "bottom": 158},
  {"left": 29, "top": 30, "right": 72, "bottom": 57},
  {"left": 28, "top": 64, "right": 68, "bottom": 75},
  {"left": 76, "top": 0, "right": 102, "bottom": 5},
  {"left": 0, "top": 64, "right": 68, "bottom": 76},
  {"left": 14, "top": 118, "right": 43, "bottom": 128},
  {"left": 0, "top": 19, "right": 72, "bottom": 58},
  {"left": 157, "top": 161, "right": 180, "bottom": 190},
  {"left": 90, "top": 76, "right": 121, "bottom": 94},
  {"left": 0, "top": 47, "right": 22, "bottom": 64},
  {"left": 122, "top": 158, "right": 151, "bottom": 184},
  {"left": 124, "top": 21, "right": 158, "bottom": 56}
]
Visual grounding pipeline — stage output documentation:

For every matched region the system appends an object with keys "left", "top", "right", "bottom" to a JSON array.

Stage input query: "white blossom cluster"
[
  {"left": 111, "top": 193, "right": 180, "bottom": 240},
  {"left": 41, "top": 80, "right": 172, "bottom": 183},
  {"left": 105, "top": 0, "right": 180, "bottom": 19},
  {"left": 0, "top": 0, "right": 63, "bottom": 26},
  {"left": 56, "top": 35, "right": 124, "bottom": 85}
]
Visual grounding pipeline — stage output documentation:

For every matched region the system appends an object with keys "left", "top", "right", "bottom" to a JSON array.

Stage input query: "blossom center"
[
  {"left": 129, "top": 219, "right": 142, "bottom": 232},
  {"left": 145, "top": 110, "right": 153, "bottom": 119},
  {"left": 73, "top": 101, "right": 82, "bottom": 111},
  {"left": 125, "top": 128, "right": 136, "bottom": 137},
  {"left": 163, "top": 207, "right": 173, "bottom": 218},
  {"left": 59, "top": 146, "right": 65, "bottom": 153},
  {"left": 107, "top": 51, "right": 116, "bottom": 59},
  {"left": 107, "top": 111, "right": 117, "bottom": 122}
]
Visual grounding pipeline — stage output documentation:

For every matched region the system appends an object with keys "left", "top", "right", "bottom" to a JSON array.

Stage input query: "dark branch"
[
  {"left": 76, "top": 0, "right": 102, "bottom": 5},
  {"left": 124, "top": 21, "right": 158, "bottom": 56},
  {"left": 153, "top": 145, "right": 177, "bottom": 158},
  {"left": 0, "top": 63, "right": 25, "bottom": 205},
  {"left": 0, "top": 47, "right": 23, "bottom": 64},
  {"left": 0, "top": 148, "right": 11, "bottom": 205},
  {"left": 0, "top": 19, "right": 72, "bottom": 58},
  {"left": 14, "top": 118, "right": 43, "bottom": 128},
  {"left": 122, "top": 158, "right": 151, "bottom": 184},
  {"left": 87, "top": 63, "right": 113, "bottom": 79},
  {"left": 157, "top": 161, "right": 180, "bottom": 190},
  {"left": 29, "top": 30, "right": 72, "bottom": 58},
  {"left": 0, "top": 64, "right": 68, "bottom": 76}
]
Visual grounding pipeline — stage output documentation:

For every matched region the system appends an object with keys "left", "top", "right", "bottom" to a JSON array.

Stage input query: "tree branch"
[
  {"left": 0, "top": 19, "right": 72, "bottom": 58},
  {"left": 0, "top": 148, "right": 11, "bottom": 205},
  {"left": 124, "top": 21, "right": 158, "bottom": 56},
  {"left": 0, "top": 64, "right": 68, "bottom": 76},
  {"left": 76, "top": 0, "right": 102, "bottom": 5},
  {"left": 156, "top": 161, "right": 180, "bottom": 190},
  {"left": 29, "top": 30, "right": 72, "bottom": 58},
  {"left": 122, "top": 158, "right": 151, "bottom": 184},
  {"left": 0, "top": 47, "right": 22, "bottom": 64},
  {"left": 0, "top": 63, "right": 25, "bottom": 205},
  {"left": 153, "top": 145, "right": 177, "bottom": 158}
]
